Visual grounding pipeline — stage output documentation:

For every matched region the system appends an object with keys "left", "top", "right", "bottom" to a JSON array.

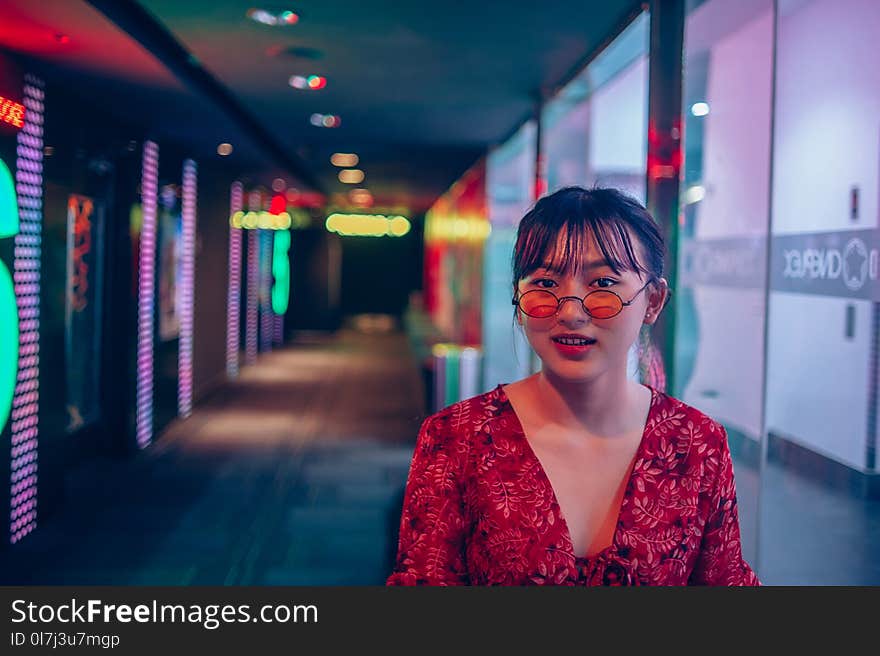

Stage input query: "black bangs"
[{"left": 513, "top": 188, "right": 655, "bottom": 286}]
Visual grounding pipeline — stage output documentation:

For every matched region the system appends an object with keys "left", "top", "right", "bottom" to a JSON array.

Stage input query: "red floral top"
[{"left": 387, "top": 384, "right": 759, "bottom": 586}]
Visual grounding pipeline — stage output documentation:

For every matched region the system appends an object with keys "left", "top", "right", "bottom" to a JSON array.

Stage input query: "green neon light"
[
  {"left": 271, "top": 230, "right": 290, "bottom": 315},
  {"left": 0, "top": 157, "right": 19, "bottom": 433},
  {"left": 0, "top": 156, "right": 18, "bottom": 238}
]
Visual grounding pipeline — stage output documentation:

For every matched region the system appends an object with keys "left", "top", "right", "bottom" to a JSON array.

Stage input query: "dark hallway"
[{"left": 0, "top": 329, "right": 423, "bottom": 585}]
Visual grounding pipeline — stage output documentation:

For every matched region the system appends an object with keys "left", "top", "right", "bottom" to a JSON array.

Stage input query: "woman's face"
[{"left": 514, "top": 228, "right": 668, "bottom": 384}]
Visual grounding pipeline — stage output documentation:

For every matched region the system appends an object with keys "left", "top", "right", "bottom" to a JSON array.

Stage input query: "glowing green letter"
[
  {"left": 0, "top": 157, "right": 19, "bottom": 433},
  {"left": 271, "top": 229, "right": 290, "bottom": 315}
]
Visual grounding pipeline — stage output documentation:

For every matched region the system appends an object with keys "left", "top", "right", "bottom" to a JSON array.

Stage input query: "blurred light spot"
[
  {"left": 331, "top": 153, "right": 359, "bottom": 167},
  {"left": 325, "top": 213, "right": 410, "bottom": 237},
  {"left": 310, "top": 113, "right": 340, "bottom": 127},
  {"left": 684, "top": 185, "right": 706, "bottom": 205},
  {"left": 690, "top": 102, "right": 710, "bottom": 117},
  {"left": 247, "top": 8, "right": 300, "bottom": 26},
  {"left": 217, "top": 143, "right": 233, "bottom": 156},
  {"left": 388, "top": 216, "right": 411, "bottom": 237},
  {"left": 338, "top": 169, "right": 364, "bottom": 184}
]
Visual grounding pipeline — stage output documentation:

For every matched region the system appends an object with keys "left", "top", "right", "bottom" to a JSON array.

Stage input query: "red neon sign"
[{"left": 0, "top": 96, "right": 25, "bottom": 129}]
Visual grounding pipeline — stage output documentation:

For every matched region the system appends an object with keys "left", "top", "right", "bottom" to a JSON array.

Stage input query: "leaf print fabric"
[{"left": 386, "top": 384, "right": 760, "bottom": 586}]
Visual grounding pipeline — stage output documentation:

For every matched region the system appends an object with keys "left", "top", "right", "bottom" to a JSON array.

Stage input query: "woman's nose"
[{"left": 556, "top": 296, "right": 590, "bottom": 324}]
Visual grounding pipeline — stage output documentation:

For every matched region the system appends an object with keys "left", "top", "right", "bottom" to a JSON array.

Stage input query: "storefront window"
[
  {"left": 762, "top": 0, "right": 880, "bottom": 584},
  {"left": 677, "top": 0, "right": 775, "bottom": 566},
  {"left": 482, "top": 122, "right": 536, "bottom": 391}
]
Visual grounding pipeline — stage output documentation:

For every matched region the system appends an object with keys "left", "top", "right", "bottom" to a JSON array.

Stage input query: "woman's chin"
[{"left": 540, "top": 359, "right": 601, "bottom": 383}]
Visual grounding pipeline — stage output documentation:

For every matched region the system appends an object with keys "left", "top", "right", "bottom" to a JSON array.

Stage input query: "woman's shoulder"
[
  {"left": 648, "top": 386, "right": 730, "bottom": 451},
  {"left": 411, "top": 386, "right": 510, "bottom": 469},
  {"left": 422, "top": 385, "right": 508, "bottom": 433}
]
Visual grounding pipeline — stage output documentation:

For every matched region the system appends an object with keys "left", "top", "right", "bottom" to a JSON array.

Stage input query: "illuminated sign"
[
  {"left": 424, "top": 215, "right": 491, "bottom": 243},
  {"left": 0, "top": 157, "right": 19, "bottom": 434},
  {"left": 325, "top": 213, "right": 411, "bottom": 237},
  {"left": 230, "top": 210, "right": 292, "bottom": 230},
  {"left": 0, "top": 96, "right": 25, "bottom": 129}
]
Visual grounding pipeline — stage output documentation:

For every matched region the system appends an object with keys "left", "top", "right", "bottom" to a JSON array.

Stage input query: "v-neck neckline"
[{"left": 496, "top": 382, "right": 658, "bottom": 563}]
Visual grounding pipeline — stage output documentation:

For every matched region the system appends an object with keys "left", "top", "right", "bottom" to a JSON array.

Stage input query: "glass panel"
[
  {"left": 540, "top": 11, "right": 650, "bottom": 381},
  {"left": 482, "top": 122, "right": 536, "bottom": 390},
  {"left": 677, "top": 0, "right": 776, "bottom": 567},
  {"left": 762, "top": 0, "right": 880, "bottom": 584},
  {"left": 64, "top": 194, "right": 104, "bottom": 432},
  {"left": 542, "top": 12, "right": 649, "bottom": 202}
]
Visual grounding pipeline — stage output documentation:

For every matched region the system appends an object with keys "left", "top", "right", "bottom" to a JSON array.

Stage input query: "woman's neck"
[{"left": 533, "top": 370, "right": 640, "bottom": 437}]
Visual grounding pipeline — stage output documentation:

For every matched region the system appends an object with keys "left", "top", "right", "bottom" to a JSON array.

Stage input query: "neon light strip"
[
  {"left": 226, "top": 182, "right": 243, "bottom": 378},
  {"left": 136, "top": 141, "right": 158, "bottom": 449},
  {"left": 260, "top": 230, "right": 273, "bottom": 353},
  {"left": 178, "top": 160, "right": 196, "bottom": 418},
  {"left": 274, "top": 313, "right": 283, "bottom": 346},
  {"left": 245, "top": 192, "right": 260, "bottom": 365},
  {"left": 10, "top": 75, "right": 43, "bottom": 544}
]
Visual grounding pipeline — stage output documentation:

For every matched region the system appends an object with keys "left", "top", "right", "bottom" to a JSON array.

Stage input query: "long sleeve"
[
  {"left": 386, "top": 414, "right": 470, "bottom": 585},
  {"left": 688, "top": 426, "right": 760, "bottom": 586}
]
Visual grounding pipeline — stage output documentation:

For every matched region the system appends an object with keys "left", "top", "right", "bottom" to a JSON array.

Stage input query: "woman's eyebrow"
[{"left": 537, "top": 259, "right": 611, "bottom": 272}]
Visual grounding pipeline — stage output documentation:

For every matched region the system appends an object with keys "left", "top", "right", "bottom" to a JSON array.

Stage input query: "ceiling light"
[
  {"left": 338, "top": 169, "right": 364, "bottom": 184},
  {"left": 331, "top": 153, "right": 359, "bottom": 167},
  {"left": 310, "top": 113, "right": 340, "bottom": 128},
  {"left": 217, "top": 143, "right": 233, "bottom": 156},
  {"left": 246, "top": 8, "right": 300, "bottom": 26}
]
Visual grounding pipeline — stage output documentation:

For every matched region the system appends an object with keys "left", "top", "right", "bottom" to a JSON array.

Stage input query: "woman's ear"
[{"left": 643, "top": 277, "right": 669, "bottom": 325}]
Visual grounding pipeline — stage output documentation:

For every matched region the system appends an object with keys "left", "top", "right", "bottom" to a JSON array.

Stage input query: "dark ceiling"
[{"left": 1, "top": 0, "right": 642, "bottom": 213}]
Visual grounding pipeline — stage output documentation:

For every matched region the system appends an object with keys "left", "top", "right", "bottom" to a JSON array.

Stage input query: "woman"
[{"left": 387, "top": 187, "right": 759, "bottom": 586}]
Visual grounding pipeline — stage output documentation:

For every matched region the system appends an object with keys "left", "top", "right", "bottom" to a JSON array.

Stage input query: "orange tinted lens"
[
  {"left": 520, "top": 291, "right": 558, "bottom": 318},
  {"left": 584, "top": 291, "right": 621, "bottom": 318}
]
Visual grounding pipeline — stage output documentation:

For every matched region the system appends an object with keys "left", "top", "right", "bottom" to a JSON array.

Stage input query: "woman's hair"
[
  {"left": 511, "top": 186, "right": 670, "bottom": 388},
  {"left": 512, "top": 186, "right": 665, "bottom": 288}
]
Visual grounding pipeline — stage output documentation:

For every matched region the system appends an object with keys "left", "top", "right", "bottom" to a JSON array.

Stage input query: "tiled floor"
[{"left": 2, "top": 327, "right": 878, "bottom": 585}]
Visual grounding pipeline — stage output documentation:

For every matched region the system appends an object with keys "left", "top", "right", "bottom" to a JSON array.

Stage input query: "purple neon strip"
[
  {"left": 178, "top": 160, "right": 196, "bottom": 418},
  {"left": 136, "top": 141, "right": 158, "bottom": 449},
  {"left": 274, "top": 313, "right": 283, "bottom": 346},
  {"left": 245, "top": 192, "right": 260, "bottom": 365},
  {"left": 9, "top": 75, "right": 43, "bottom": 544},
  {"left": 246, "top": 229, "right": 259, "bottom": 365},
  {"left": 226, "top": 182, "right": 243, "bottom": 378},
  {"left": 260, "top": 230, "right": 273, "bottom": 353}
]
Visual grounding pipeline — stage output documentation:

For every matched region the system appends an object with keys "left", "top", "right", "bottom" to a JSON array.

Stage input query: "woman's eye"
[
  {"left": 594, "top": 277, "right": 617, "bottom": 288},
  {"left": 533, "top": 278, "right": 557, "bottom": 289}
]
